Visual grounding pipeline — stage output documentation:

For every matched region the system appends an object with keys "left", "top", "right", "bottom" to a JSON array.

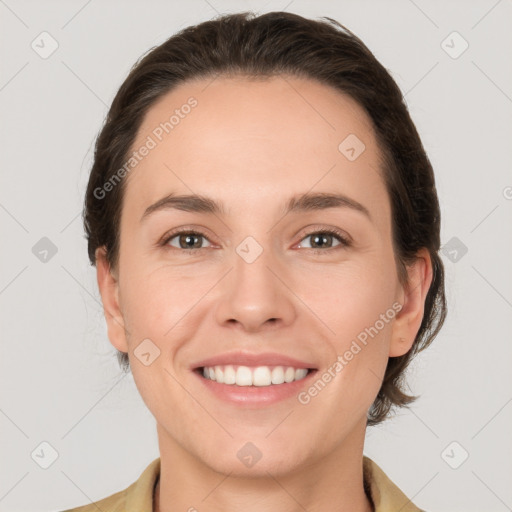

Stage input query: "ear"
[
  {"left": 95, "top": 246, "right": 128, "bottom": 353},
  {"left": 389, "top": 247, "right": 433, "bottom": 357}
]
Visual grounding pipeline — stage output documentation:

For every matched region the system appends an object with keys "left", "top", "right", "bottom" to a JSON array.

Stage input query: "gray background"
[{"left": 1, "top": 0, "right": 511, "bottom": 510}]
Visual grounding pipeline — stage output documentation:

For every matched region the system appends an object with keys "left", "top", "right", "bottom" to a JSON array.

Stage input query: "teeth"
[
  {"left": 236, "top": 366, "right": 252, "bottom": 386},
  {"left": 214, "top": 366, "right": 223, "bottom": 382},
  {"left": 253, "top": 366, "right": 271, "bottom": 386},
  {"left": 295, "top": 368, "right": 308, "bottom": 380},
  {"left": 284, "top": 367, "right": 295, "bottom": 383},
  {"left": 200, "top": 365, "right": 310, "bottom": 386},
  {"left": 224, "top": 365, "right": 236, "bottom": 384},
  {"left": 271, "top": 366, "right": 285, "bottom": 384}
]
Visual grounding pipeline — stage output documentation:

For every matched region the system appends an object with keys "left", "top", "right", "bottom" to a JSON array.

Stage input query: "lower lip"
[{"left": 194, "top": 369, "right": 317, "bottom": 406}]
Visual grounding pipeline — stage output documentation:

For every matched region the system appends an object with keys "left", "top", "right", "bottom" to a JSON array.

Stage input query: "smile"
[
  {"left": 199, "top": 364, "right": 312, "bottom": 386},
  {"left": 194, "top": 365, "right": 318, "bottom": 406}
]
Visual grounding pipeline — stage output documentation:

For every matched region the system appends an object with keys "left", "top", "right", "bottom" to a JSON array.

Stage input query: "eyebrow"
[{"left": 140, "top": 191, "right": 372, "bottom": 222}]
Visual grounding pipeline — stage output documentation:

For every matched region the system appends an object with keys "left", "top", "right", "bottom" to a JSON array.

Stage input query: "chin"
[{"left": 196, "top": 438, "right": 312, "bottom": 478}]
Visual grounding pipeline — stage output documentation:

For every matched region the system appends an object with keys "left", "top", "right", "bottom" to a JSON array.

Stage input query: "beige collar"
[{"left": 123, "top": 456, "right": 423, "bottom": 512}]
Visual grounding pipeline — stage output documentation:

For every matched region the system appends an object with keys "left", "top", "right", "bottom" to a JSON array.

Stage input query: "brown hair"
[{"left": 83, "top": 11, "right": 447, "bottom": 425}]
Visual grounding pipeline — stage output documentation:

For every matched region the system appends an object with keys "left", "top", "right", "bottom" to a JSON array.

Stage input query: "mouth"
[
  {"left": 190, "top": 351, "right": 319, "bottom": 406},
  {"left": 192, "top": 363, "right": 318, "bottom": 406},
  {"left": 194, "top": 364, "right": 316, "bottom": 386}
]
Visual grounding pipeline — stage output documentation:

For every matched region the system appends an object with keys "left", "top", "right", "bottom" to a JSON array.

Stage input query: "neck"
[{"left": 154, "top": 420, "right": 374, "bottom": 512}]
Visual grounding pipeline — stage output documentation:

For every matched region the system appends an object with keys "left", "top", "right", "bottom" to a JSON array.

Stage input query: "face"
[{"left": 96, "top": 75, "right": 431, "bottom": 477}]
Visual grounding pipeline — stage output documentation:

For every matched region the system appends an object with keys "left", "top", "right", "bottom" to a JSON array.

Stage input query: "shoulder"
[
  {"left": 59, "top": 488, "right": 126, "bottom": 512},
  {"left": 363, "top": 456, "right": 427, "bottom": 512},
  {"left": 57, "top": 457, "right": 161, "bottom": 512}
]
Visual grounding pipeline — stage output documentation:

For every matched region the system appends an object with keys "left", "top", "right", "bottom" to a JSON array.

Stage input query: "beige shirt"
[{"left": 61, "top": 456, "right": 424, "bottom": 512}]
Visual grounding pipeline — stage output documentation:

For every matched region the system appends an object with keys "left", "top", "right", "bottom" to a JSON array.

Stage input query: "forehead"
[{"left": 123, "top": 75, "right": 388, "bottom": 225}]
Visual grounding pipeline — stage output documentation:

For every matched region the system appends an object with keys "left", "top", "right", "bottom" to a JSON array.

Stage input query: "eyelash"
[{"left": 159, "top": 227, "right": 352, "bottom": 255}]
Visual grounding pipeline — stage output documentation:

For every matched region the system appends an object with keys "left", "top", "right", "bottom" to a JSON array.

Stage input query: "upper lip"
[{"left": 191, "top": 351, "right": 317, "bottom": 370}]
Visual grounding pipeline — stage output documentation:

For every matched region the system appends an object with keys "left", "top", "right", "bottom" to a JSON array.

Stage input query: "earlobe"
[
  {"left": 390, "top": 337, "right": 411, "bottom": 358},
  {"left": 95, "top": 247, "right": 129, "bottom": 353},
  {"left": 389, "top": 248, "right": 433, "bottom": 357}
]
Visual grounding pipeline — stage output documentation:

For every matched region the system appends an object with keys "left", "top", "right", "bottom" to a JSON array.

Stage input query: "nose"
[{"left": 214, "top": 242, "right": 296, "bottom": 333}]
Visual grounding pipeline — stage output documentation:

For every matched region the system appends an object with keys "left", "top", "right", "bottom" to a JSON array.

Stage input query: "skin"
[{"left": 95, "top": 75, "right": 432, "bottom": 512}]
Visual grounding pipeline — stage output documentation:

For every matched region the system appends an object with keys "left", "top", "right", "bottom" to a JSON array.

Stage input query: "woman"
[{"left": 64, "top": 10, "right": 446, "bottom": 512}]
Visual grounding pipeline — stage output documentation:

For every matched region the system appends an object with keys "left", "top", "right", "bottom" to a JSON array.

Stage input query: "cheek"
[
  {"left": 298, "top": 270, "right": 396, "bottom": 430},
  {"left": 119, "top": 250, "right": 204, "bottom": 335},
  {"left": 303, "top": 255, "right": 397, "bottom": 389},
  {"left": 118, "top": 261, "right": 215, "bottom": 386},
  {"left": 306, "top": 255, "right": 397, "bottom": 335}
]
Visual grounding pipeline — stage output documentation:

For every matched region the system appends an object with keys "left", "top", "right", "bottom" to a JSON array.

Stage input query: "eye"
[
  {"left": 297, "top": 229, "right": 351, "bottom": 252},
  {"left": 162, "top": 230, "right": 213, "bottom": 250},
  {"left": 159, "top": 227, "right": 351, "bottom": 253}
]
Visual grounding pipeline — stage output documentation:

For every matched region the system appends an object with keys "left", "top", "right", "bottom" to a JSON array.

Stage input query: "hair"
[{"left": 83, "top": 11, "right": 447, "bottom": 425}]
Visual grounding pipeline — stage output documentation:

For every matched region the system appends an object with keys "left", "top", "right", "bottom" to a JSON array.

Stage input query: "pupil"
[
  {"left": 181, "top": 234, "right": 200, "bottom": 248},
  {"left": 313, "top": 234, "right": 330, "bottom": 248}
]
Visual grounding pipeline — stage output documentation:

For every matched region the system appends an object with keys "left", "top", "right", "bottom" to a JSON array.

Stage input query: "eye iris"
[
  {"left": 311, "top": 233, "right": 332, "bottom": 249},
  {"left": 180, "top": 233, "right": 202, "bottom": 249}
]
